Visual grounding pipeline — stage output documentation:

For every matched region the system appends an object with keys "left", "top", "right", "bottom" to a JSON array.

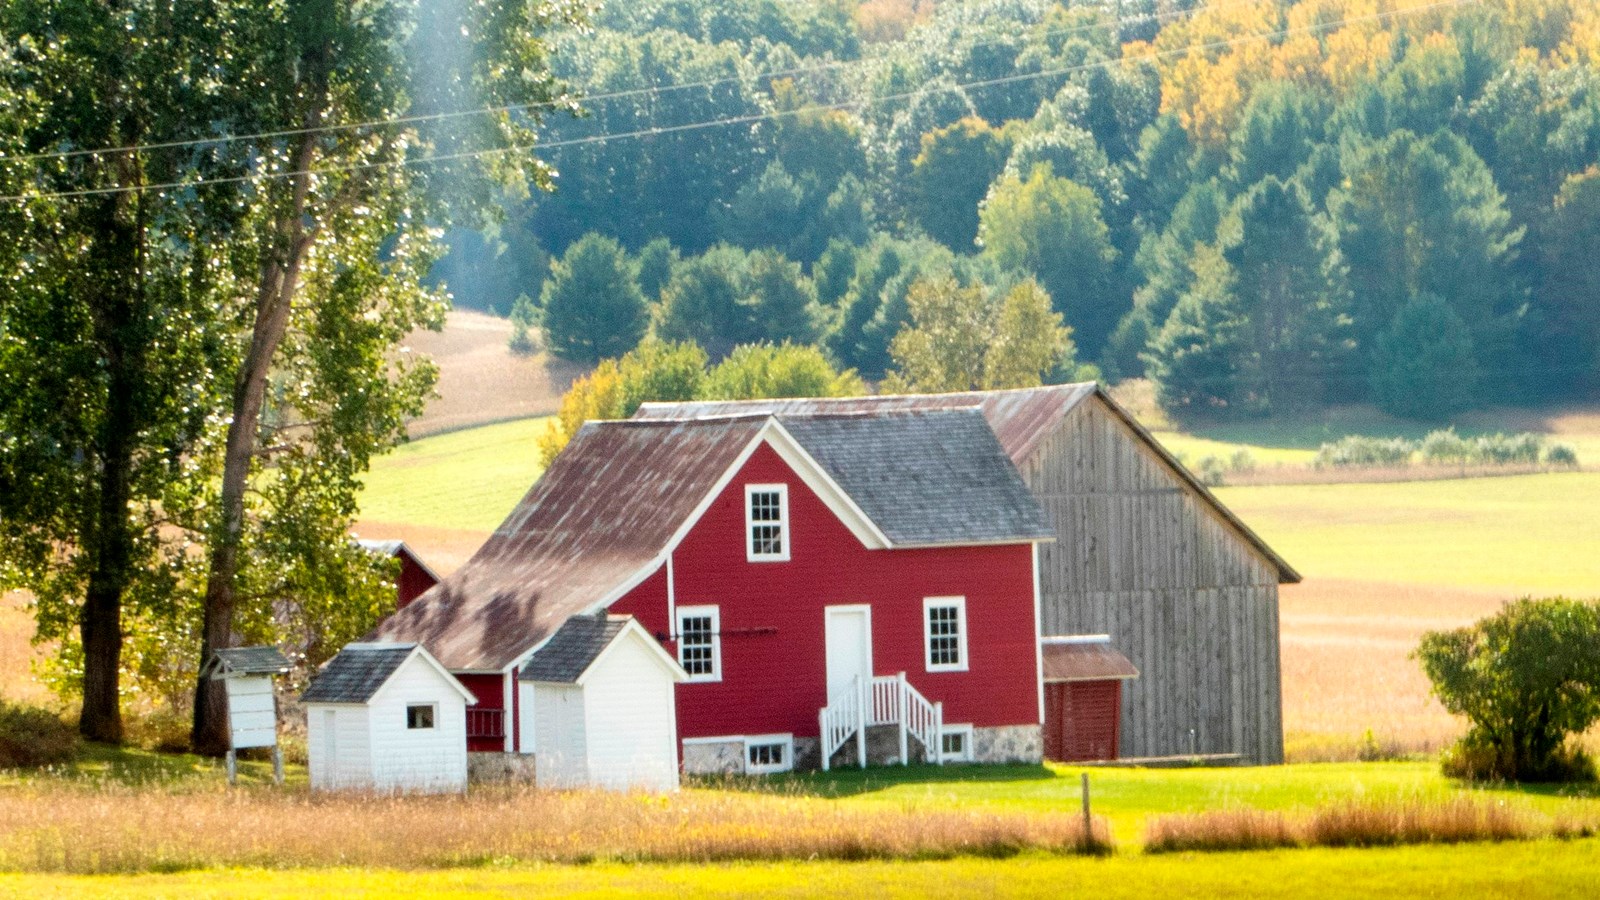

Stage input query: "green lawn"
[
  {"left": 357, "top": 417, "right": 551, "bottom": 532},
  {"left": 1217, "top": 471, "right": 1600, "bottom": 595},
  {"left": 12, "top": 841, "right": 1600, "bottom": 898}
]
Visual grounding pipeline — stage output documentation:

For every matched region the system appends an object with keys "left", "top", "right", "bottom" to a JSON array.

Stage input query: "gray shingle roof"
[
  {"left": 301, "top": 644, "right": 415, "bottom": 704},
  {"left": 777, "top": 410, "right": 1055, "bottom": 546},
  {"left": 208, "top": 646, "right": 291, "bottom": 678},
  {"left": 518, "top": 614, "right": 629, "bottom": 683}
]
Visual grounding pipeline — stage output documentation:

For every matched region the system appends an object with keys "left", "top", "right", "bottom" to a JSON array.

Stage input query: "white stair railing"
[
  {"left": 819, "top": 673, "right": 945, "bottom": 770},
  {"left": 818, "top": 675, "right": 866, "bottom": 772}
]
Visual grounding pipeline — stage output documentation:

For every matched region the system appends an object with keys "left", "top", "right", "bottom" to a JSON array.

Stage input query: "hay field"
[{"left": 402, "top": 310, "right": 580, "bottom": 437}]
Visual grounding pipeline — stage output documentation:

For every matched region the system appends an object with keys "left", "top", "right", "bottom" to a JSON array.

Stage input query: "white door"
[
  {"left": 534, "top": 685, "right": 588, "bottom": 787},
  {"left": 824, "top": 605, "right": 873, "bottom": 703}
]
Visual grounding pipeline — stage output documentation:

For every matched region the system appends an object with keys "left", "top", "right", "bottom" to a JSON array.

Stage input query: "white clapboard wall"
[{"left": 224, "top": 676, "right": 279, "bottom": 749}]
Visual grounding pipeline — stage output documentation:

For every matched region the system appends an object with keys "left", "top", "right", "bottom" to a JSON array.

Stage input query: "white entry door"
[{"left": 824, "top": 605, "right": 873, "bottom": 703}]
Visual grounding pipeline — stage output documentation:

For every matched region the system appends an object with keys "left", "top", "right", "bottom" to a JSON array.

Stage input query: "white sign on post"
[{"left": 206, "top": 646, "right": 292, "bottom": 785}]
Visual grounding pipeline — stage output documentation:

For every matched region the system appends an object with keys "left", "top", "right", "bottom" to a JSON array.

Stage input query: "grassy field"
[{"left": 11, "top": 841, "right": 1600, "bottom": 899}]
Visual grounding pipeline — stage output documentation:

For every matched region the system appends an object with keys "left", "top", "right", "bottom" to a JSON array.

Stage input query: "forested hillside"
[{"left": 432, "top": 0, "right": 1600, "bottom": 420}]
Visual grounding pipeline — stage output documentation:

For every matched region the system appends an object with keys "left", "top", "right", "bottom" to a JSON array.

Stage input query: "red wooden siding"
[
  {"left": 1043, "top": 680, "right": 1121, "bottom": 762},
  {"left": 457, "top": 673, "right": 505, "bottom": 752},
  {"left": 611, "top": 442, "right": 1040, "bottom": 742},
  {"left": 395, "top": 552, "right": 438, "bottom": 609}
]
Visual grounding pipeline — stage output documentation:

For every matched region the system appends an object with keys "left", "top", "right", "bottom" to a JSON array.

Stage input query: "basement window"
[
  {"left": 677, "top": 605, "right": 721, "bottom": 682},
  {"left": 744, "top": 734, "right": 794, "bottom": 775},
  {"left": 745, "top": 484, "right": 790, "bottom": 562},
  {"left": 924, "top": 597, "right": 968, "bottom": 672},
  {"left": 406, "top": 703, "right": 436, "bottom": 730},
  {"left": 940, "top": 724, "right": 975, "bottom": 763}
]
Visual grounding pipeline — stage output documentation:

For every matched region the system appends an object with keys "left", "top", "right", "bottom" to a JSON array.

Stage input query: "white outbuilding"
[
  {"left": 517, "top": 614, "right": 686, "bottom": 792},
  {"left": 302, "top": 642, "right": 476, "bottom": 793}
]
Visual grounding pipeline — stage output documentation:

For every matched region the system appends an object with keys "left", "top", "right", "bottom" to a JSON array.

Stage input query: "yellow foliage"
[{"left": 536, "top": 360, "right": 624, "bottom": 467}]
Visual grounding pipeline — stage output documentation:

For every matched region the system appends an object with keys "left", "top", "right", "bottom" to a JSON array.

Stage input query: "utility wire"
[
  {"left": 0, "top": 0, "right": 1479, "bottom": 203},
  {"left": 0, "top": 0, "right": 1252, "bottom": 166}
]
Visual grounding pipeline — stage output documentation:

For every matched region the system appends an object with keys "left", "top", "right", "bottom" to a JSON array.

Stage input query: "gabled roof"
[
  {"left": 356, "top": 538, "right": 442, "bottom": 583},
  {"left": 519, "top": 614, "right": 686, "bottom": 684},
  {"left": 368, "top": 409, "right": 1054, "bottom": 672},
  {"left": 205, "top": 646, "right": 291, "bottom": 680},
  {"left": 300, "top": 643, "right": 476, "bottom": 705},
  {"left": 777, "top": 411, "right": 1053, "bottom": 546},
  {"left": 637, "top": 385, "right": 1299, "bottom": 583}
]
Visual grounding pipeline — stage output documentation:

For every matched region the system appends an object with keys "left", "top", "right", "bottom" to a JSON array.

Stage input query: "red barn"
[
  {"left": 357, "top": 539, "right": 441, "bottom": 610},
  {"left": 369, "top": 409, "right": 1056, "bottom": 774}
]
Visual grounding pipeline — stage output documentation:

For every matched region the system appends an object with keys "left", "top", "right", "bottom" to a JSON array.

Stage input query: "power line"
[
  {"left": 0, "top": 0, "right": 1248, "bottom": 167},
  {"left": 0, "top": 0, "right": 1479, "bottom": 204}
]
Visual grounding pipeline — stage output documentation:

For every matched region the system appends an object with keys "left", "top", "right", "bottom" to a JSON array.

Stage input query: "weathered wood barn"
[{"left": 638, "top": 385, "right": 1299, "bottom": 763}]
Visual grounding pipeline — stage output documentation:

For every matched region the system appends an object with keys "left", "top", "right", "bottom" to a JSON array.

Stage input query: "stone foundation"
[
  {"left": 467, "top": 751, "right": 538, "bottom": 783},
  {"left": 682, "top": 739, "right": 744, "bottom": 775},
  {"left": 972, "top": 724, "right": 1043, "bottom": 764}
]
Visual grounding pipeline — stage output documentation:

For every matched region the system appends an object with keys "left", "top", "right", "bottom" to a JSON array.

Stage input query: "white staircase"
[{"left": 818, "top": 672, "right": 943, "bottom": 771}]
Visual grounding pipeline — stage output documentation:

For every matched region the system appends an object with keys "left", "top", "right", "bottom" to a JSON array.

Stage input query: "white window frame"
[
  {"left": 923, "top": 596, "right": 969, "bottom": 673},
  {"left": 939, "top": 723, "right": 975, "bottom": 763},
  {"left": 744, "top": 483, "right": 790, "bottom": 562},
  {"left": 676, "top": 604, "right": 722, "bottom": 683},
  {"left": 743, "top": 733, "right": 795, "bottom": 775},
  {"left": 405, "top": 702, "right": 437, "bottom": 731}
]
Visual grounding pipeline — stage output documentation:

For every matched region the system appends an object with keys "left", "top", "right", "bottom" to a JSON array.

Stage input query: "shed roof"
[
  {"left": 207, "top": 646, "right": 291, "bottom": 679},
  {"left": 1041, "top": 637, "right": 1140, "bottom": 682},
  {"left": 636, "top": 384, "right": 1299, "bottom": 583},
  {"left": 301, "top": 644, "right": 415, "bottom": 704},
  {"left": 778, "top": 410, "right": 1054, "bottom": 545},
  {"left": 518, "top": 614, "right": 630, "bottom": 683}
]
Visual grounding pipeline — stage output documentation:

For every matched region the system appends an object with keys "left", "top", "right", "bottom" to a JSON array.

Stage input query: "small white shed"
[
  {"left": 302, "top": 642, "right": 476, "bottom": 793},
  {"left": 517, "top": 614, "right": 686, "bottom": 792}
]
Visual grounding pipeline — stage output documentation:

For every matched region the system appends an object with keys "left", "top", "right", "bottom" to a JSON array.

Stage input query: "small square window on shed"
[
  {"left": 406, "top": 703, "right": 436, "bottom": 730},
  {"left": 745, "top": 484, "right": 789, "bottom": 561}
]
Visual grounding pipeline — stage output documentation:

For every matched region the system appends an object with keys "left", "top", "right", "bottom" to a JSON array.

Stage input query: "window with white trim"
[
  {"left": 405, "top": 703, "right": 436, "bottom": 730},
  {"left": 939, "top": 724, "right": 975, "bottom": 762},
  {"left": 744, "top": 734, "right": 795, "bottom": 774},
  {"left": 676, "top": 605, "right": 721, "bottom": 682},
  {"left": 924, "top": 596, "right": 968, "bottom": 672},
  {"left": 745, "top": 484, "right": 790, "bottom": 561}
]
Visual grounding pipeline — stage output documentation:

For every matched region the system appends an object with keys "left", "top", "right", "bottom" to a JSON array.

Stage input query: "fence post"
[
  {"left": 819, "top": 708, "right": 830, "bottom": 772},
  {"left": 1081, "top": 773, "right": 1092, "bottom": 845},
  {"left": 855, "top": 675, "right": 867, "bottom": 769},
  {"left": 897, "top": 673, "right": 909, "bottom": 766}
]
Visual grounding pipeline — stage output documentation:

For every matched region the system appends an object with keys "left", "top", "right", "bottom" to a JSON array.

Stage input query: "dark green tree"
[
  {"left": 1417, "top": 598, "right": 1600, "bottom": 782},
  {"left": 1370, "top": 293, "right": 1480, "bottom": 420},
  {"left": 1144, "top": 245, "right": 1247, "bottom": 414},
  {"left": 655, "top": 244, "right": 760, "bottom": 359},
  {"left": 542, "top": 234, "right": 649, "bottom": 364},
  {"left": 907, "top": 117, "right": 1011, "bottom": 251}
]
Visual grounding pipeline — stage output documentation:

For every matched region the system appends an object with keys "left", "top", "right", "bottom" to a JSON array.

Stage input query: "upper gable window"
[{"left": 745, "top": 484, "right": 790, "bottom": 562}]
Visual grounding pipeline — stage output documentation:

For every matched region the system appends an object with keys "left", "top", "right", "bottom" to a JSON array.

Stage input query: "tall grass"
[
  {"left": 0, "top": 781, "right": 1111, "bottom": 874},
  {"left": 1145, "top": 797, "right": 1590, "bottom": 854}
]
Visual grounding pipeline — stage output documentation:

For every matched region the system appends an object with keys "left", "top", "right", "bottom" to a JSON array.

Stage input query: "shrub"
[
  {"left": 0, "top": 701, "right": 78, "bottom": 768},
  {"left": 1195, "top": 455, "right": 1227, "bottom": 486},
  {"left": 1314, "top": 435, "right": 1416, "bottom": 468},
  {"left": 1228, "top": 448, "right": 1257, "bottom": 475},
  {"left": 1473, "top": 432, "right": 1543, "bottom": 465},
  {"left": 1546, "top": 444, "right": 1580, "bottom": 467},
  {"left": 1419, "top": 428, "right": 1472, "bottom": 466},
  {"left": 1417, "top": 597, "right": 1600, "bottom": 782}
]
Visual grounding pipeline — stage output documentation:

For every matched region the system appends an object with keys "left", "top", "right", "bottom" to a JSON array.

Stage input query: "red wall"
[
  {"left": 395, "top": 553, "right": 438, "bottom": 609},
  {"left": 610, "top": 443, "right": 1040, "bottom": 741},
  {"left": 457, "top": 673, "right": 504, "bottom": 752}
]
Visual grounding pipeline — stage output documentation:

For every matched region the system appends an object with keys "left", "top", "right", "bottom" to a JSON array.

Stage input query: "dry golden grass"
[
  {"left": 1145, "top": 796, "right": 1594, "bottom": 853},
  {"left": 0, "top": 782, "right": 1111, "bottom": 874},
  {"left": 0, "top": 592, "right": 50, "bottom": 706},
  {"left": 403, "top": 310, "right": 584, "bottom": 438}
]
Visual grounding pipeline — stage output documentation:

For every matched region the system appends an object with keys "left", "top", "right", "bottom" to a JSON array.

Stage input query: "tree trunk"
[{"left": 191, "top": 120, "right": 322, "bottom": 756}]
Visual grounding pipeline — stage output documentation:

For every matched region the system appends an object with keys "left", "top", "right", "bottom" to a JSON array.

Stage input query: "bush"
[
  {"left": 1419, "top": 428, "right": 1472, "bottom": 466},
  {"left": 1228, "top": 448, "right": 1257, "bottom": 475},
  {"left": 0, "top": 701, "right": 78, "bottom": 768},
  {"left": 1195, "top": 455, "right": 1227, "bottom": 486},
  {"left": 1545, "top": 443, "right": 1579, "bottom": 467},
  {"left": 1473, "top": 432, "right": 1543, "bottom": 465},
  {"left": 1314, "top": 435, "right": 1417, "bottom": 468},
  {"left": 1417, "top": 597, "right": 1600, "bottom": 782}
]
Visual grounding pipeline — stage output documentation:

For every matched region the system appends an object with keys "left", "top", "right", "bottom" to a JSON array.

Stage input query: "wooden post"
[
  {"left": 226, "top": 749, "right": 237, "bottom": 786},
  {"left": 272, "top": 745, "right": 284, "bottom": 786},
  {"left": 1081, "top": 773, "right": 1092, "bottom": 844},
  {"left": 855, "top": 676, "right": 867, "bottom": 769},
  {"left": 818, "top": 709, "right": 830, "bottom": 772}
]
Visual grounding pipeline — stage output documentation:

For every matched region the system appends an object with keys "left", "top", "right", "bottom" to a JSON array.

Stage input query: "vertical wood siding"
[{"left": 1022, "top": 400, "right": 1284, "bottom": 763}]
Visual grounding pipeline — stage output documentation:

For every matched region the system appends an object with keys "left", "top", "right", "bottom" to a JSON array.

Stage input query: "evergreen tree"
[{"left": 1371, "top": 293, "right": 1480, "bottom": 420}]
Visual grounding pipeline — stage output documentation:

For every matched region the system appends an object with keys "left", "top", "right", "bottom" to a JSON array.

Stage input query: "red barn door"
[{"left": 1044, "top": 680, "right": 1121, "bottom": 762}]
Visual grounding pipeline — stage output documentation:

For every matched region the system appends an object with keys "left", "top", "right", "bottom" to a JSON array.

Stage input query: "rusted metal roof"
[
  {"left": 635, "top": 385, "right": 1300, "bottom": 583},
  {"left": 367, "top": 416, "right": 766, "bottom": 672},
  {"left": 1041, "top": 637, "right": 1140, "bottom": 682}
]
